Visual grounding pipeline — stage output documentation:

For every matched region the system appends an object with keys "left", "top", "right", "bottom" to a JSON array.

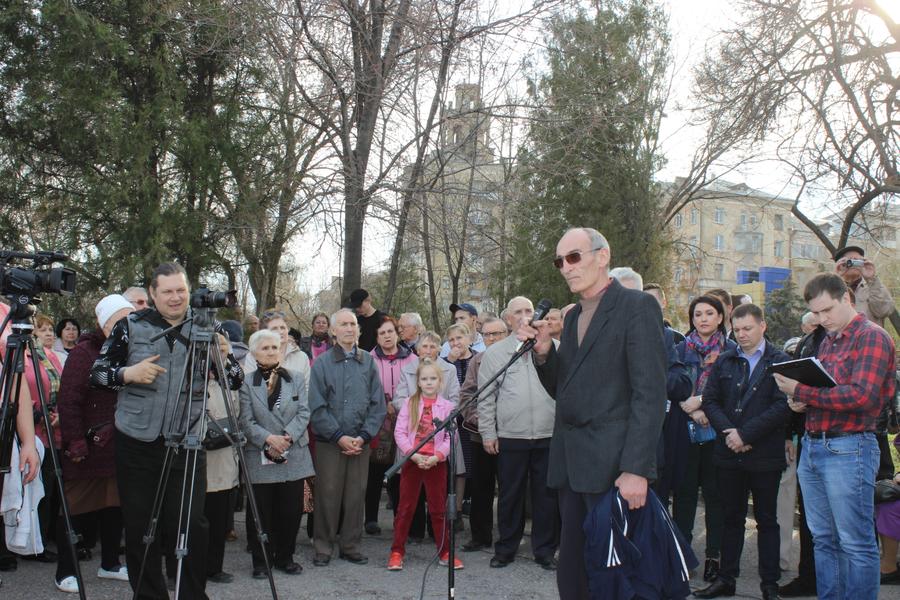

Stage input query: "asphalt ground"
[{"left": 2, "top": 500, "right": 898, "bottom": 599}]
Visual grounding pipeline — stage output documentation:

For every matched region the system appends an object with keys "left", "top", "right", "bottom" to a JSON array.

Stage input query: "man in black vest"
[{"left": 91, "top": 262, "right": 243, "bottom": 599}]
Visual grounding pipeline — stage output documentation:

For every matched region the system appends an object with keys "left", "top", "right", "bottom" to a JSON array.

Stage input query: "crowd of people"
[{"left": 0, "top": 230, "right": 898, "bottom": 600}]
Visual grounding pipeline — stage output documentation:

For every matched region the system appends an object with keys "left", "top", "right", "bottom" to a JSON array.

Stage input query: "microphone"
[{"left": 514, "top": 298, "right": 552, "bottom": 353}]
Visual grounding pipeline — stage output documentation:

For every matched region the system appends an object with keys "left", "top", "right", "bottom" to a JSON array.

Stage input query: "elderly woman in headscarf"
[{"left": 239, "top": 329, "right": 314, "bottom": 578}]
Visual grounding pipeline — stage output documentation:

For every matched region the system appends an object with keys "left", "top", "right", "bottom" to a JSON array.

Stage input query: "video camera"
[
  {"left": 190, "top": 287, "right": 237, "bottom": 309},
  {"left": 0, "top": 250, "right": 76, "bottom": 300}
]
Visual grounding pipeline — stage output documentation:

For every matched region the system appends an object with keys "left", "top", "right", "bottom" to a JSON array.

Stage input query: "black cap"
[
  {"left": 220, "top": 320, "right": 243, "bottom": 344},
  {"left": 345, "top": 288, "right": 370, "bottom": 309},
  {"left": 449, "top": 302, "right": 478, "bottom": 317},
  {"left": 833, "top": 245, "right": 865, "bottom": 262}
]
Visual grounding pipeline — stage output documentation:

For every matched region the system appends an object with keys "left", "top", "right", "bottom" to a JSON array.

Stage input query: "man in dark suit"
[{"left": 523, "top": 227, "right": 667, "bottom": 600}]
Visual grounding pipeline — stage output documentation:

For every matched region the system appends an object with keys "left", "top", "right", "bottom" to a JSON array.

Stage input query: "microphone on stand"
[{"left": 514, "top": 298, "right": 552, "bottom": 354}]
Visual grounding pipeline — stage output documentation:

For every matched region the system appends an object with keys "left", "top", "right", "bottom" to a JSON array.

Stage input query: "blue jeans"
[{"left": 797, "top": 432, "right": 879, "bottom": 600}]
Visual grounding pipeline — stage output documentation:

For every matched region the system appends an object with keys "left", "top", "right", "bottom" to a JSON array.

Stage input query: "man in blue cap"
[{"left": 440, "top": 302, "right": 486, "bottom": 357}]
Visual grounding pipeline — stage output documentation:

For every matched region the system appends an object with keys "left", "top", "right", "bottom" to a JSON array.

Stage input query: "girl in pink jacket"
[{"left": 387, "top": 360, "right": 462, "bottom": 571}]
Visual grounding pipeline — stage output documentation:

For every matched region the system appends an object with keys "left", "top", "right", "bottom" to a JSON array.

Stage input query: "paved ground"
[{"left": 2, "top": 502, "right": 898, "bottom": 599}]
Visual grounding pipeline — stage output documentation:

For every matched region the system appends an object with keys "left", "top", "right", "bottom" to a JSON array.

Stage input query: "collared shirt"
[
  {"left": 737, "top": 339, "right": 766, "bottom": 376},
  {"left": 794, "top": 313, "right": 896, "bottom": 433}
]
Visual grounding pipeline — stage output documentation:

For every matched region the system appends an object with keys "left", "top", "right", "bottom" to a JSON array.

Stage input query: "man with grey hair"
[
  {"left": 519, "top": 227, "right": 669, "bottom": 599},
  {"left": 308, "top": 308, "right": 386, "bottom": 566},
  {"left": 123, "top": 286, "right": 149, "bottom": 310},
  {"left": 800, "top": 311, "right": 817, "bottom": 335},
  {"left": 609, "top": 266, "right": 643, "bottom": 291},
  {"left": 398, "top": 312, "right": 424, "bottom": 352},
  {"left": 479, "top": 296, "right": 559, "bottom": 570}
]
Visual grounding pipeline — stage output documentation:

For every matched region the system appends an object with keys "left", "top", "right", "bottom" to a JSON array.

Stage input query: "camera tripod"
[
  {"left": 132, "top": 306, "right": 278, "bottom": 600},
  {"left": 0, "top": 295, "right": 87, "bottom": 600}
]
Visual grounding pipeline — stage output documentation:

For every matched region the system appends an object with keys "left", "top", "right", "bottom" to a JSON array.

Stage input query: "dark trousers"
[
  {"left": 246, "top": 480, "right": 303, "bottom": 569},
  {"left": 391, "top": 461, "right": 448, "bottom": 555},
  {"left": 468, "top": 442, "right": 497, "bottom": 546},
  {"left": 56, "top": 507, "right": 124, "bottom": 580},
  {"left": 495, "top": 438, "right": 558, "bottom": 560},
  {"left": 203, "top": 488, "right": 234, "bottom": 575},
  {"left": 796, "top": 439, "right": 816, "bottom": 584},
  {"left": 717, "top": 467, "right": 781, "bottom": 587},
  {"left": 673, "top": 441, "right": 723, "bottom": 558},
  {"left": 38, "top": 453, "right": 61, "bottom": 544},
  {"left": 115, "top": 431, "right": 209, "bottom": 600},
  {"left": 557, "top": 486, "right": 601, "bottom": 600},
  {"left": 365, "top": 461, "right": 390, "bottom": 525}
]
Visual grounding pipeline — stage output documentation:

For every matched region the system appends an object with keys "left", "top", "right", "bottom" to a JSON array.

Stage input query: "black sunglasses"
[{"left": 553, "top": 246, "right": 605, "bottom": 269}]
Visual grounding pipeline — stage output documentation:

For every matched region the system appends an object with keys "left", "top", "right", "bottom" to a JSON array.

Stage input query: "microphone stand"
[{"left": 384, "top": 339, "right": 536, "bottom": 600}]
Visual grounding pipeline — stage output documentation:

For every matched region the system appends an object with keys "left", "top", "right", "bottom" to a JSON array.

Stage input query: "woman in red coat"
[{"left": 53, "top": 295, "right": 134, "bottom": 593}]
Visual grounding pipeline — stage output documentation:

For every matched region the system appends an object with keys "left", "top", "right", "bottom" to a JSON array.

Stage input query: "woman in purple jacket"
[
  {"left": 53, "top": 295, "right": 134, "bottom": 593},
  {"left": 365, "top": 316, "right": 418, "bottom": 535}
]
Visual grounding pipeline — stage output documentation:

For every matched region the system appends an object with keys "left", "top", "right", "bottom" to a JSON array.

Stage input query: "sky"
[{"left": 284, "top": 0, "right": 900, "bottom": 299}]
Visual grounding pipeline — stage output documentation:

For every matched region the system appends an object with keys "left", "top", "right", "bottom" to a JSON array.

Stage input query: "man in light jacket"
[{"left": 478, "top": 296, "right": 559, "bottom": 570}]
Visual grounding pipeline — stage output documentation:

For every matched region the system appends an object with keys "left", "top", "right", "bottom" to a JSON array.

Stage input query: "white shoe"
[
  {"left": 56, "top": 576, "right": 79, "bottom": 593},
  {"left": 98, "top": 565, "right": 129, "bottom": 581}
]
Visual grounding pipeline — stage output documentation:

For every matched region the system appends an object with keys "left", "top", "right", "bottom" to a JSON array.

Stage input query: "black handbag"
[
  {"left": 875, "top": 479, "right": 900, "bottom": 504},
  {"left": 202, "top": 417, "right": 235, "bottom": 451}
]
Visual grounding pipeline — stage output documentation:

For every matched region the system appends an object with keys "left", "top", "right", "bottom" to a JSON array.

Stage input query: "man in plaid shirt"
[{"left": 774, "top": 273, "right": 896, "bottom": 600}]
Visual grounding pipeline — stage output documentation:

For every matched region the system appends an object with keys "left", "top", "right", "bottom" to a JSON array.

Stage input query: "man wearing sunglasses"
[{"left": 521, "top": 227, "right": 668, "bottom": 600}]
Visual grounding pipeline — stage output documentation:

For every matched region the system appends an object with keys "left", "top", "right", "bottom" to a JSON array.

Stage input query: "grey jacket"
[
  {"left": 478, "top": 335, "right": 557, "bottom": 441},
  {"left": 308, "top": 345, "right": 386, "bottom": 444},
  {"left": 536, "top": 279, "right": 667, "bottom": 494},
  {"left": 239, "top": 369, "right": 314, "bottom": 485}
]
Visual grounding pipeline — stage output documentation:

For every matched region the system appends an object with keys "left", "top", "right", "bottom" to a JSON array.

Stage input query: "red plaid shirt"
[{"left": 795, "top": 314, "right": 895, "bottom": 433}]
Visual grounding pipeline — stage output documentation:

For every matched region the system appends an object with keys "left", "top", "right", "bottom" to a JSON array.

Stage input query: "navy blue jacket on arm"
[
  {"left": 702, "top": 341, "right": 792, "bottom": 471},
  {"left": 583, "top": 487, "right": 698, "bottom": 600}
]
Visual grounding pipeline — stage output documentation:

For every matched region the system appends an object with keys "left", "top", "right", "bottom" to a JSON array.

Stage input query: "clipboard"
[{"left": 769, "top": 357, "right": 836, "bottom": 388}]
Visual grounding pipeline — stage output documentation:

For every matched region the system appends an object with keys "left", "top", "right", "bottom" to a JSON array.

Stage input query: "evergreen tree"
[
  {"left": 765, "top": 278, "right": 807, "bottom": 347},
  {"left": 506, "top": 1, "right": 671, "bottom": 305}
]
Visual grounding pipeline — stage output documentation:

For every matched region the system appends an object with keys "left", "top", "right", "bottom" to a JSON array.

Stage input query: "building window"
[
  {"left": 674, "top": 267, "right": 683, "bottom": 283},
  {"left": 774, "top": 214, "right": 784, "bottom": 231},
  {"left": 774, "top": 240, "right": 784, "bottom": 258},
  {"left": 674, "top": 214, "right": 683, "bottom": 228},
  {"left": 714, "top": 234, "right": 725, "bottom": 251},
  {"left": 750, "top": 215, "right": 758, "bottom": 228},
  {"left": 690, "top": 209, "right": 699, "bottom": 225},
  {"left": 714, "top": 263, "right": 724, "bottom": 280},
  {"left": 714, "top": 207, "right": 725, "bottom": 224},
  {"left": 740, "top": 214, "right": 747, "bottom": 228}
]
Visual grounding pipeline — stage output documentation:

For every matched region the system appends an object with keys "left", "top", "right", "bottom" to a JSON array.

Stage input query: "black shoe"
[
  {"left": 703, "top": 558, "right": 720, "bottom": 582},
  {"left": 761, "top": 586, "right": 780, "bottom": 600},
  {"left": 208, "top": 571, "right": 234, "bottom": 583},
  {"left": 276, "top": 561, "right": 302, "bottom": 575},
  {"left": 339, "top": 552, "right": 368, "bottom": 565},
  {"left": 252, "top": 568, "right": 266, "bottom": 580},
  {"left": 490, "top": 555, "right": 514, "bottom": 568},
  {"left": 535, "top": 556, "right": 558, "bottom": 571},
  {"left": 364, "top": 522, "right": 382, "bottom": 535},
  {"left": 778, "top": 577, "right": 817, "bottom": 597},
  {"left": 312, "top": 553, "right": 330, "bottom": 566},
  {"left": 0, "top": 556, "right": 16, "bottom": 572},
  {"left": 461, "top": 541, "right": 489, "bottom": 552},
  {"left": 22, "top": 550, "right": 57, "bottom": 563},
  {"left": 693, "top": 578, "right": 736, "bottom": 598},
  {"left": 76, "top": 548, "right": 92, "bottom": 561},
  {"left": 881, "top": 569, "right": 900, "bottom": 585}
]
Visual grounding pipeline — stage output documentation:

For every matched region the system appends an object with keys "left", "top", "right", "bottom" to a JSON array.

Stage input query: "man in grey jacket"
[
  {"left": 308, "top": 308, "right": 385, "bottom": 566},
  {"left": 479, "top": 296, "right": 559, "bottom": 570}
]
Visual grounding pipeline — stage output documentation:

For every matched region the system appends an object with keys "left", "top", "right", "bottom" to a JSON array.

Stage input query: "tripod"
[
  {"left": 384, "top": 344, "right": 531, "bottom": 600},
  {"left": 131, "top": 306, "right": 278, "bottom": 600},
  {"left": 0, "top": 296, "right": 87, "bottom": 600}
]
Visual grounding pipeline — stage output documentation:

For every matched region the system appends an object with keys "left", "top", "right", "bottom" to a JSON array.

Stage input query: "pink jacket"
[
  {"left": 370, "top": 345, "right": 418, "bottom": 400},
  {"left": 394, "top": 394, "right": 454, "bottom": 460}
]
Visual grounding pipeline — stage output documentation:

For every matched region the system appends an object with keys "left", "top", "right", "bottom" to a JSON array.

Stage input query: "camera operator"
[
  {"left": 90, "top": 262, "right": 243, "bottom": 600},
  {"left": 833, "top": 246, "right": 895, "bottom": 328}
]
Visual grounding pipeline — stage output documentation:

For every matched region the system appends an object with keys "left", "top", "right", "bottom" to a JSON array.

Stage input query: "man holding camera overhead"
[
  {"left": 833, "top": 245, "right": 895, "bottom": 328},
  {"left": 91, "top": 262, "right": 243, "bottom": 600}
]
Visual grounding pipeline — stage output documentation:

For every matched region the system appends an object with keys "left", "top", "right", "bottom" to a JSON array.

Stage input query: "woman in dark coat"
[{"left": 53, "top": 295, "right": 134, "bottom": 593}]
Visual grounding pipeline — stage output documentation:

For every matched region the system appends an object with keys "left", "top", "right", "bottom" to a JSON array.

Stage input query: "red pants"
[{"left": 391, "top": 460, "right": 448, "bottom": 555}]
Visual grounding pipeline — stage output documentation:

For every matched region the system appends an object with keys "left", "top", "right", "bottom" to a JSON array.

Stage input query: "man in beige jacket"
[{"left": 834, "top": 245, "right": 895, "bottom": 328}]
